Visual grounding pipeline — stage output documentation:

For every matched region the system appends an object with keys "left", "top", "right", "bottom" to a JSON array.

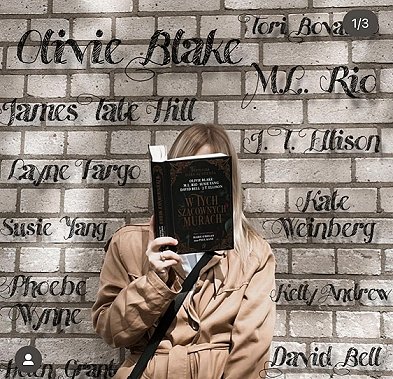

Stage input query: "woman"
[{"left": 92, "top": 124, "right": 276, "bottom": 379}]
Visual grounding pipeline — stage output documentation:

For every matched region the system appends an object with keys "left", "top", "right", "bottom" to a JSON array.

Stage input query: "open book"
[{"left": 149, "top": 145, "right": 234, "bottom": 254}]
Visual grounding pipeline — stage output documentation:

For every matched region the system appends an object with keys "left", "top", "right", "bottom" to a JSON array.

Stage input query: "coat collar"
[{"left": 172, "top": 250, "right": 227, "bottom": 280}]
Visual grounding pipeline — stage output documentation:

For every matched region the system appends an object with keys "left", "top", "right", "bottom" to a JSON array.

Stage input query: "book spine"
[
  {"left": 151, "top": 162, "right": 167, "bottom": 238},
  {"left": 151, "top": 162, "right": 177, "bottom": 251},
  {"left": 164, "top": 164, "right": 175, "bottom": 241}
]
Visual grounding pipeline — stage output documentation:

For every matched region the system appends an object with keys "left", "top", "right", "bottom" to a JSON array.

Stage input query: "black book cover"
[{"left": 150, "top": 147, "right": 234, "bottom": 254}]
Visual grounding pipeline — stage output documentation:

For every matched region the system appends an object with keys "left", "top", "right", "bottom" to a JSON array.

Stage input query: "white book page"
[{"left": 149, "top": 145, "right": 227, "bottom": 162}]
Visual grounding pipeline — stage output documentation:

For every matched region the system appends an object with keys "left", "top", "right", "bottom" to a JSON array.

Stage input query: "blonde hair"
[{"left": 168, "top": 123, "right": 261, "bottom": 262}]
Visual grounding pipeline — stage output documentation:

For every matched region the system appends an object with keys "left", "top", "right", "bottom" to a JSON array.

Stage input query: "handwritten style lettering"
[
  {"left": 0, "top": 275, "right": 86, "bottom": 299},
  {"left": 270, "top": 283, "right": 392, "bottom": 306},
  {"left": 242, "top": 64, "right": 306, "bottom": 108},
  {"left": 3, "top": 303, "right": 82, "bottom": 331},
  {"left": 140, "top": 29, "right": 242, "bottom": 67},
  {"left": 296, "top": 190, "right": 350, "bottom": 212},
  {"left": 78, "top": 159, "right": 141, "bottom": 186},
  {"left": 294, "top": 17, "right": 345, "bottom": 37},
  {"left": 0, "top": 218, "right": 53, "bottom": 237},
  {"left": 8, "top": 159, "right": 70, "bottom": 186},
  {"left": 251, "top": 16, "right": 287, "bottom": 36},
  {"left": 306, "top": 129, "right": 380, "bottom": 153},
  {"left": 150, "top": 97, "right": 197, "bottom": 123},
  {"left": 342, "top": 347, "right": 382, "bottom": 367},
  {"left": 271, "top": 346, "right": 332, "bottom": 368},
  {"left": 64, "top": 359, "right": 117, "bottom": 379},
  {"left": 318, "top": 283, "right": 391, "bottom": 304},
  {"left": 268, "top": 345, "right": 381, "bottom": 370},
  {"left": 3, "top": 359, "right": 117, "bottom": 379},
  {"left": 320, "top": 66, "right": 376, "bottom": 98},
  {"left": 3, "top": 360, "right": 54, "bottom": 379},
  {"left": 7, "top": 159, "right": 141, "bottom": 186},
  {"left": 270, "top": 283, "right": 319, "bottom": 306},
  {"left": 17, "top": 29, "right": 123, "bottom": 65},
  {"left": 60, "top": 216, "right": 107, "bottom": 242},
  {"left": 242, "top": 128, "right": 380, "bottom": 154},
  {"left": 271, "top": 217, "right": 376, "bottom": 243},
  {"left": 1, "top": 99, "right": 78, "bottom": 126},
  {"left": 95, "top": 98, "right": 139, "bottom": 122}
]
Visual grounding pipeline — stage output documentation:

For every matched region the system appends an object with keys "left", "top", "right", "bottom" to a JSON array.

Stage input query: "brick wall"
[{"left": 0, "top": 1, "right": 392, "bottom": 378}]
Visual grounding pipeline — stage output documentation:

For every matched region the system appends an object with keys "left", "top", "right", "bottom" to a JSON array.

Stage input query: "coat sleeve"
[
  {"left": 91, "top": 228, "right": 181, "bottom": 348},
  {"left": 222, "top": 240, "right": 276, "bottom": 379}
]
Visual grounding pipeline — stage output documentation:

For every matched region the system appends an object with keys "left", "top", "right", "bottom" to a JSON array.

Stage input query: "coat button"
[{"left": 191, "top": 322, "right": 199, "bottom": 331}]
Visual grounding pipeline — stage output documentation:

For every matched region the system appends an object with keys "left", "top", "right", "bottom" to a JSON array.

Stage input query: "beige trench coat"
[{"left": 92, "top": 224, "right": 276, "bottom": 379}]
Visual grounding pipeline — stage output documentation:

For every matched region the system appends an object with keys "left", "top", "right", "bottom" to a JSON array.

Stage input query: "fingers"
[
  {"left": 146, "top": 217, "right": 180, "bottom": 281},
  {"left": 159, "top": 250, "right": 182, "bottom": 265},
  {"left": 148, "top": 250, "right": 181, "bottom": 267},
  {"left": 147, "top": 216, "right": 178, "bottom": 251},
  {"left": 148, "top": 249, "right": 181, "bottom": 280},
  {"left": 147, "top": 236, "right": 178, "bottom": 254}
]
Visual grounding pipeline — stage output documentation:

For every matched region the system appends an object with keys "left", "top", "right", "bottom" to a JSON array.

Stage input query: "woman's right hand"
[{"left": 146, "top": 216, "right": 181, "bottom": 283}]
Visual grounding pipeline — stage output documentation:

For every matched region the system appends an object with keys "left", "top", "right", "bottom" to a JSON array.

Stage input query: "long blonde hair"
[{"left": 168, "top": 123, "right": 261, "bottom": 262}]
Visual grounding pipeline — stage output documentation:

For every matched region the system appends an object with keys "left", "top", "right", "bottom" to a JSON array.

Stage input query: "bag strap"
[{"left": 128, "top": 251, "right": 215, "bottom": 379}]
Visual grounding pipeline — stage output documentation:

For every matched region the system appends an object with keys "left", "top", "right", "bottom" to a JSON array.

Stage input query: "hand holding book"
[{"left": 145, "top": 216, "right": 181, "bottom": 284}]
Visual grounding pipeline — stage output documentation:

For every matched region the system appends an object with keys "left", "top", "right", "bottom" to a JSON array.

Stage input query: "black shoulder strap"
[
  {"left": 128, "top": 251, "right": 215, "bottom": 379},
  {"left": 104, "top": 237, "right": 112, "bottom": 252}
]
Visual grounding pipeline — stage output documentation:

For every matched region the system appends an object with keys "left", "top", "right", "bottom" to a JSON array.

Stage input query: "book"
[{"left": 149, "top": 145, "right": 234, "bottom": 254}]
